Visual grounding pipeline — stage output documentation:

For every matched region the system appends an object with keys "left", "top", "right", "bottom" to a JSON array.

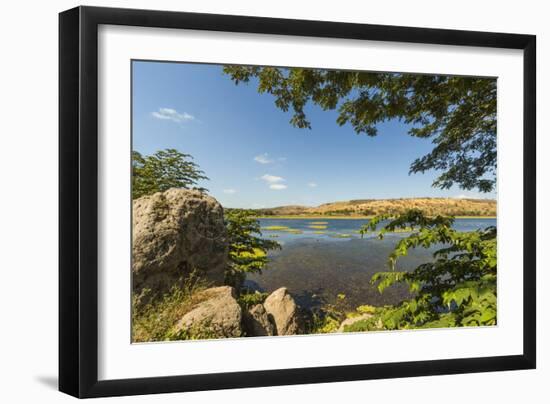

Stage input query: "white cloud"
[
  {"left": 269, "top": 184, "right": 287, "bottom": 190},
  {"left": 261, "top": 174, "right": 285, "bottom": 184},
  {"left": 254, "top": 153, "right": 274, "bottom": 164},
  {"left": 254, "top": 153, "right": 287, "bottom": 164},
  {"left": 223, "top": 189, "right": 237, "bottom": 194},
  {"left": 152, "top": 107, "right": 195, "bottom": 123},
  {"left": 308, "top": 182, "right": 318, "bottom": 188}
]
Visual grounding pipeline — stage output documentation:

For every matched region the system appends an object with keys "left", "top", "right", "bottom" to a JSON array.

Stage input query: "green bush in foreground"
[
  {"left": 237, "top": 291, "right": 269, "bottom": 310},
  {"left": 348, "top": 209, "right": 497, "bottom": 332}
]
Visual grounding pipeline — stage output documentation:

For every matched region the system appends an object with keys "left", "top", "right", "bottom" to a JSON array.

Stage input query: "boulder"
[
  {"left": 132, "top": 188, "right": 228, "bottom": 301},
  {"left": 174, "top": 286, "right": 242, "bottom": 338},
  {"left": 263, "top": 287, "right": 304, "bottom": 335},
  {"left": 243, "top": 304, "right": 275, "bottom": 337},
  {"left": 337, "top": 314, "right": 373, "bottom": 333}
]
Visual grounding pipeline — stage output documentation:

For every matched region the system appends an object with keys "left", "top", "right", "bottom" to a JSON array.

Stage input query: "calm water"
[{"left": 245, "top": 218, "right": 496, "bottom": 311}]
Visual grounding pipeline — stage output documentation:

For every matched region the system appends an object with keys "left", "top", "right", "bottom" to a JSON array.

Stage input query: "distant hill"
[{"left": 253, "top": 197, "right": 496, "bottom": 217}]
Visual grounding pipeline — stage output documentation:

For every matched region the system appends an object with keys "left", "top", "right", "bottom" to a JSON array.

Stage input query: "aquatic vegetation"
[
  {"left": 308, "top": 225, "right": 327, "bottom": 229},
  {"left": 329, "top": 233, "right": 354, "bottom": 239},
  {"left": 312, "top": 231, "right": 326, "bottom": 235},
  {"left": 262, "top": 225, "right": 303, "bottom": 234},
  {"left": 359, "top": 225, "right": 415, "bottom": 237},
  {"left": 309, "top": 221, "right": 328, "bottom": 225},
  {"left": 263, "top": 225, "right": 291, "bottom": 231}
]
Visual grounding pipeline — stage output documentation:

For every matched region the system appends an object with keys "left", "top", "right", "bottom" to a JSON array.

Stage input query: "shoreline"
[{"left": 253, "top": 215, "right": 496, "bottom": 220}]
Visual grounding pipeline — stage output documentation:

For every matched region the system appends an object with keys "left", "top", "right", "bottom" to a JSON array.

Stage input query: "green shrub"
[
  {"left": 237, "top": 291, "right": 269, "bottom": 310},
  {"left": 225, "top": 209, "right": 281, "bottom": 289},
  {"left": 355, "top": 209, "right": 497, "bottom": 331}
]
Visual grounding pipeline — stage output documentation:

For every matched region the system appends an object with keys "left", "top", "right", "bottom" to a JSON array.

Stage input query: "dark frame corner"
[{"left": 59, "top": 5, "right": 536, "bottom": 398}]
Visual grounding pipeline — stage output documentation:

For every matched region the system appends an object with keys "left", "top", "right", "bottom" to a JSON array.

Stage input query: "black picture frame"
[{"left": 59, "top": 5, "right": 536, "bottom": 398}]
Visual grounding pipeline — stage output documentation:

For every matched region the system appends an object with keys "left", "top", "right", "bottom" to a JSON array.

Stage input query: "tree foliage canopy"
[
  {"left": 349, "top": 209, "right": 497, "bottom": 331},
  {"left": 132, "top": 149, "right": 208, "bottom": 199},
  {"left": 223, "top": 66, "right": 497, "bottom": 192}
]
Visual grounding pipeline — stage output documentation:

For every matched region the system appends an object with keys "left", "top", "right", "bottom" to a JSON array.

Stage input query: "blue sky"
[{"left": 132, "top": 61, "right": 496, "bottom": 209}]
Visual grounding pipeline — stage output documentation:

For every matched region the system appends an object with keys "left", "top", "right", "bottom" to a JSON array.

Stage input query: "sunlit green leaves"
[
  {"left": 358, "top": 210, "right": 497, "bottom": 331},
  {"left": 224, "top": 209, "right": 281, "bottom": 289}
]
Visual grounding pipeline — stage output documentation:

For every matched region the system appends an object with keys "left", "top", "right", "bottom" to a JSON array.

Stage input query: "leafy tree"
[
  {"left": 132, "top": 149, "right": 208, "bottom": 199},
  {"left": 223, "top": 66, "right": 496, "bottom": 192},
  {"left": 224, "top": 209, "right": 281, "bottom": 290},
  {"left": 348, "top": 209, "right": 497, "bottom": 331}
]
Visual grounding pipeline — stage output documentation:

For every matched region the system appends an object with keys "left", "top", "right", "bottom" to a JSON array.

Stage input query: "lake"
[{"left": 245, "top": 218, "right": 496, "bottom": 311}]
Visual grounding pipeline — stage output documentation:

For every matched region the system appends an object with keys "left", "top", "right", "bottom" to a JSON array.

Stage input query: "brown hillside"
[{"left": 257, "top": 198, "right": 496, "bottom": 217}]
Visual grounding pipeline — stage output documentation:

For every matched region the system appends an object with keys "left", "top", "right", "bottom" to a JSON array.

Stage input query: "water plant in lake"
[
  {"left": 308, "top": 225, "right": 327, "bottom": 229},
  {"left": 309, "top": 221, "right": 328, "bottom": 225},
  {"left": 263, "top": 225, "right": 291, "bottom": 231},
  {"left": 329, "top": 233, "right": 354, "bottom": 239},
  {"left": 262, "top": 225, "right": 303, "bottom": 234},
  {"left": 313, "top": 231, "right": 326, "bottom": 234}
]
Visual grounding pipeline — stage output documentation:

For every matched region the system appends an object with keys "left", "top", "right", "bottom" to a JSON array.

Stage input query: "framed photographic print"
[{"left": 59, "top": 6, "right": 536, "bottom": 398}]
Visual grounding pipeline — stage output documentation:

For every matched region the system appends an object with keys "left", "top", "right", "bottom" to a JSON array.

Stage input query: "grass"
[{"left": 132, "top": 272, "right": 210, "bottom": 343}]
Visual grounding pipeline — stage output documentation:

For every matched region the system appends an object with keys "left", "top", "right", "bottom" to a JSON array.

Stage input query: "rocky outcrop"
[
  {"left": 174, "top": 286, "right": 242, "bottom": 338},
  {"left": 337, "top": 314, "right": 373, "bottom": 333},
  {"left": 263, "top": 287, "right": 304, "bottom": 335},
  {"left": 164, "top": 285, "right": 307, "bottom": 339},
  {"left": 243, "top": 304, "right": 275, "bottom": 336},
  {"left": 132, "top": 188, "right": 228, "bottom": 302}
]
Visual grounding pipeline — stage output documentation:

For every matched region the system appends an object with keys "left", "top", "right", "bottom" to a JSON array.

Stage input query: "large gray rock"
[
  {"left": 243, "top": 304, "right": 275, "bottom": 337},
  {"left": 132, "top": 188, "right": 228, "bottom": 301},
  {"left": 263, "top": 287, "right": 304, "bottom": 335},
  {"left": 174, "top": 286, "right": 242, "bottom": 339}
]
